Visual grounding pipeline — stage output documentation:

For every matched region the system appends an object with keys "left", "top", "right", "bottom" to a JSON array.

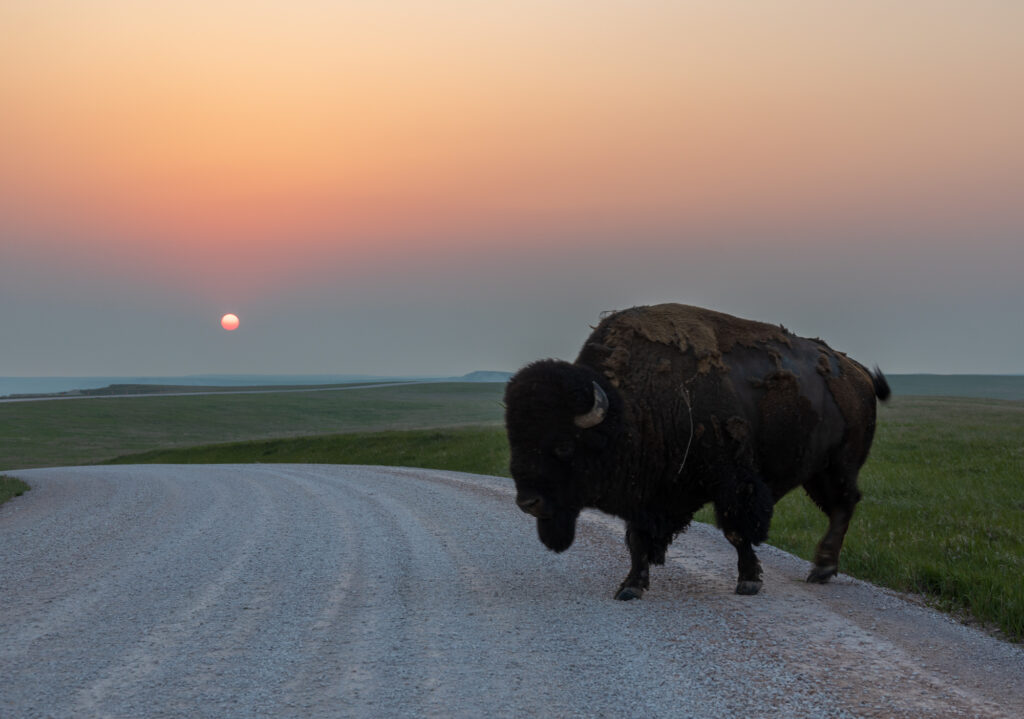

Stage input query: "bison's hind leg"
[
  {"left": 803, "top": 467, "right": 862, "bottom": 584},
  {"left": 713, "top": 467, "right": 773, "bottom": 595}
]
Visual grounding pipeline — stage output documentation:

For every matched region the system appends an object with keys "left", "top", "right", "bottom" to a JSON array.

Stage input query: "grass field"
[
  {"left": 0, "top": 382, "right": 505, "bottom": 470},
  {"left": 2, "top": 383, "right": 1021, "bottom": 641}
]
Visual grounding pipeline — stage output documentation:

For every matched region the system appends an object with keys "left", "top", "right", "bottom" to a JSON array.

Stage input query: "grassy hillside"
[{"left": 0, "top": 382, "right": 505, "bottom": 470}]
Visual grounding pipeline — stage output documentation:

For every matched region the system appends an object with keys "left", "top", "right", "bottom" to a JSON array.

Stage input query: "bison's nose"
[{"left": 516, "top": 493, "right": 551, "bottom": 518}]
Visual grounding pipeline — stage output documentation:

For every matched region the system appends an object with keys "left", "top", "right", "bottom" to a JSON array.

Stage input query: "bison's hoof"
[
  {"left": 806, "top": 565, "right": 837, "bottom": 583},
  {"left": 735, "top": 580, "right": 762, "bottom": 595},
  {"left": 614, "top": 586, "right": 644, "bottom": 601}
]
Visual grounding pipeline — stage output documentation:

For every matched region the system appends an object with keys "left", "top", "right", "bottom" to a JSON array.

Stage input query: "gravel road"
[{"left": 2, "top": 465, "right": 1021, "bottom": 718}]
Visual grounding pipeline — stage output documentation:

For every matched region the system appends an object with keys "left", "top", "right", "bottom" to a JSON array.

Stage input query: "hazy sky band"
[{"left": 2, "top": 2, "right": 1022, "bottom": 374}]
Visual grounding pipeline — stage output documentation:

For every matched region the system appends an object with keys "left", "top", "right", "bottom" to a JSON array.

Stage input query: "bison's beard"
[{"left": 536, "top": 507, "right": 580, "bottom": 553}]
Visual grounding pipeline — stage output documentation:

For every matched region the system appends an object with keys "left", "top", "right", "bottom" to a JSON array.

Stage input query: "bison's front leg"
[
  {"left": 726, "top": 533, "right": 764, "bottom": 595},
  {"left": 713, "top": 467, "right": 772, "bottom": 595},
  {"left": 614, "top": 524, "right": 669, "bottom": 600}
]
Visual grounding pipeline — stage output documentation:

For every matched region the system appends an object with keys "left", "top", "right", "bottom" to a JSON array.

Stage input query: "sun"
[{"left": 220, "top": 313, "right": 240, "bottom": 331}]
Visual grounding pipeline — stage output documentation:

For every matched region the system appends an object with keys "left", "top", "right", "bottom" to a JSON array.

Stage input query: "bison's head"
[{"left": 504, "top": 360, "right": 621, "bottom": 553}]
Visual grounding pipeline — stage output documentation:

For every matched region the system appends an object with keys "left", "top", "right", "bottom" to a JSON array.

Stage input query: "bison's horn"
[{"left": 574, "top": 381, "right": 609, "bottom": 429}]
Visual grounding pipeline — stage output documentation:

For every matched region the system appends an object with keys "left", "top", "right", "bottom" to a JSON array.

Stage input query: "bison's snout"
[{"left": 516, "top": 492, "right": 552, "bottom": 519}]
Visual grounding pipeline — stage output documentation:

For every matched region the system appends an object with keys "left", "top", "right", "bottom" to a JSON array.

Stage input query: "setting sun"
[{"left": 220, "top": 313, "right": 240, "bottom": 331}]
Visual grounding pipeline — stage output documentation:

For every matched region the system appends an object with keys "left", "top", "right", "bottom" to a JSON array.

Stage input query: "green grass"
[
  {"left": 0, "top": 382, "right": 505, "bottom": 470},
  {"left": 0, "top": 475, "right": 31, "bottom": 505}
]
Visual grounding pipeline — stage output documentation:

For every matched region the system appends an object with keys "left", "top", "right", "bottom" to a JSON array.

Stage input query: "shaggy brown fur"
[{"left": 592, "top": 303, "right": 792, "bottom": 379}]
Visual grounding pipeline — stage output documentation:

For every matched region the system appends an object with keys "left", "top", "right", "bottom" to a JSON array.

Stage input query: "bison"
[{"left": 504, "top": 303, "right": 890, "bottom": 598}]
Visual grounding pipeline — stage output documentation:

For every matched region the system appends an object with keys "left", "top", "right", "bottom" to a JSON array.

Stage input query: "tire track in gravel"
[
  {"left": 2, "top": 465, "right": 1022, "bottom": 719},
  {"left": 2, "top": 469, "right": 243, "bottom": 670}
]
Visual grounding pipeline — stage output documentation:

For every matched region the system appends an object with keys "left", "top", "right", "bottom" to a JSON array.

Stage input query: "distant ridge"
[
  {"left": 455, "top": 371, "right": 513, "bottom": 383},
  {"left": 886, "top": 374, "right": 1024, "bottom": 401},
  {"left": 7, "top": 372, "right": 1017, "bottom": 401},
  {"left": 1, "top": 371, "right": 514, "bottom": 400}
]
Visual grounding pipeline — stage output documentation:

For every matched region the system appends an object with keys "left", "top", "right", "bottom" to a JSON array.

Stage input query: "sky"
[{"left": 2, "top": 0, "right": 1022, "bottom": 377}]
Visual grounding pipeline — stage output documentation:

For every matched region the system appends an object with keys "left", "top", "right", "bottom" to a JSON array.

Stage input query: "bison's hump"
[{"left": 589, "top": 304, "right": 793, "bottom": 377}]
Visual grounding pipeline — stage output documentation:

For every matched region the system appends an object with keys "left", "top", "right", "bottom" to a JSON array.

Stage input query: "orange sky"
[
  {"left": 5, "top": 3, "right": 1021, "bottom": 250},
  {"left": 2, "top": 1, "right": 1023, "bottom": 374}
]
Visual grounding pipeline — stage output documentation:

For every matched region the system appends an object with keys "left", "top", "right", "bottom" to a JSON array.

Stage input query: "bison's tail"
[{"left": 872, "top": 367, "right": 891, "bottom": 402}]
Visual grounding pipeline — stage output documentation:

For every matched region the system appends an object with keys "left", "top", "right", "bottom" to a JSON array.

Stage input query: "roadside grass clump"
[{"left": 0, "top": 475, "right": 30, "bottom": 506}]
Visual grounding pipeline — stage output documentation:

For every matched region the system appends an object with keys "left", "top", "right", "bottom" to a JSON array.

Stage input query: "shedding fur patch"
[{"left": 591, "top": 304, "right": 792, "bottom": 379}]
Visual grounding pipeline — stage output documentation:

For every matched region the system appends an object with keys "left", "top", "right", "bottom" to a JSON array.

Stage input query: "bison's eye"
[{"left": 552, "top": 441, "right": 575, "bottom": 461}]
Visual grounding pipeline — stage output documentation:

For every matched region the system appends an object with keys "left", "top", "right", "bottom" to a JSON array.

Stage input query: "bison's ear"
[{"left": 574, "top": 381, "right": 609, "bottom": 429}]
